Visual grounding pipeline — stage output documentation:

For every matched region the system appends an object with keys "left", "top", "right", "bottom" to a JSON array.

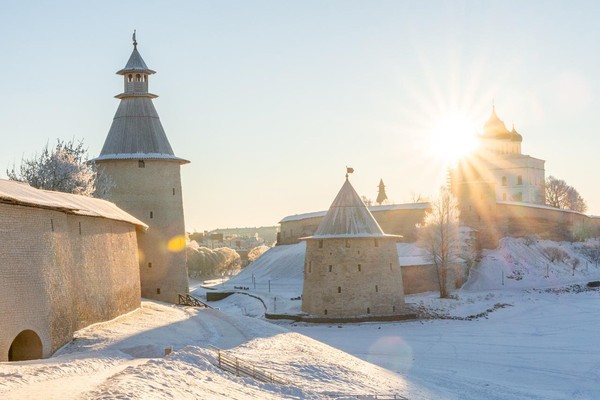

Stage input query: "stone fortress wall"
[
  {"left": 279, "top": 202, "right": 600, "bottom": 249},
  {"left": 0, "top": 202, "right": 141, "bottom": 362}
]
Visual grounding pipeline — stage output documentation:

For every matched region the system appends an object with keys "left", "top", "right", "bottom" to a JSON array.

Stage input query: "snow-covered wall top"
[
  {"left": 280, "top": 202, "right": 430, "bottom": 223},
  {"left": 0, "top": 179, "right": 147, "bottom": 228}
]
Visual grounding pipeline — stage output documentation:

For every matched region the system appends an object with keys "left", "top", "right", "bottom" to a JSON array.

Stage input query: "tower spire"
[{"left": 132, "top": 29, "right": 137, "bottom": 49}]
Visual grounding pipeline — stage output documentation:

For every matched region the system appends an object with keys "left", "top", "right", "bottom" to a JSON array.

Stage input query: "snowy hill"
[{"left": 5, "top": 237, "right": 600, "bottom": 399}]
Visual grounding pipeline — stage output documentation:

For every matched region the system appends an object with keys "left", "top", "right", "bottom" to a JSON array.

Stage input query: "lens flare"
[{"left": 167, "top": 235, "right": 186, "bottom": 253}]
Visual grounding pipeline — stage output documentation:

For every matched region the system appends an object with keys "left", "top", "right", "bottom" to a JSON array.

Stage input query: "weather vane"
[
  {"left": 345, "top": 166, "right": 354, "bottom": 179},
  {"left": 132, "top": 29, "right": 137, "bottom": 49}
]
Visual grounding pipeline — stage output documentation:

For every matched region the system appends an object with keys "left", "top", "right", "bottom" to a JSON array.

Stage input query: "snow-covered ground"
[{"left": 2, "top": 237, "right": 600, "bottom": 399}]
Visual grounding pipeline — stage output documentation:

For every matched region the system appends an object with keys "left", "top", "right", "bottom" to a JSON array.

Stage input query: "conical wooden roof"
[
  {"left": 310, "top": 177, "right": 387, "bottom": 239},
  {"left": 116, "top": 45, "right": 156, "bottom": 75},
  {"left": 94, "top": 42, "right": 188, "bottom": 164}
]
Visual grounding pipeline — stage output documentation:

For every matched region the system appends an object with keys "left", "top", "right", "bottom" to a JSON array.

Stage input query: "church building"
[
  {"left": 471, "top": 106, "right": 545, "bottom": 204},
  {"left": 93, "top": 34, "right": 189, "bottom": 303},
  {"left": 301, "top": 173, "right": 405, "bottom": 317}
]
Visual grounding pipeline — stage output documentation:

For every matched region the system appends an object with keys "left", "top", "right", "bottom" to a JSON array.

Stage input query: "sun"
[{"left": 429, "top": 113, "right": 478, "bottom": 166}]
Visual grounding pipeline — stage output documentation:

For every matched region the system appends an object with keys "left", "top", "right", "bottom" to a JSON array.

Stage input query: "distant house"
[{"left": 0, "top": 179, "right": 146, "bottom": 362}]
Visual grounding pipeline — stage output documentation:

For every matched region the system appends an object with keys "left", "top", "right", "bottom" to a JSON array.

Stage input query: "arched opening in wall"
[{"left": 8, "top": 330, "right": 43, "bottom": 361}]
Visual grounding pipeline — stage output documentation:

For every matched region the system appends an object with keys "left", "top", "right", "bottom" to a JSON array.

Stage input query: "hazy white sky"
[{"left": 1, "top": 1, "right": 600, "bottom": 231}]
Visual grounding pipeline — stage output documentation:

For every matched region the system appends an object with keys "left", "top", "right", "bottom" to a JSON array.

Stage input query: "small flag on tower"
[{"left": 345, "top": 166, "right": 354, "bottom": 179}]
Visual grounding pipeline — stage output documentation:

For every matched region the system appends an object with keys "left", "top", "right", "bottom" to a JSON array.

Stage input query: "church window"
[
  {"left": 138, "top": 160, "right": 145, "bottom": 168},
  {"left": 517, "top": 175, "right": 523, "bottom": 185},
  {"left": 328, "top": 265, "right": 332, "bottom": 272},
  {"left": 318, "top": 239, "right": 323, "bottom": 249},
  {"left": 502, "top": 176, "right": 507, "bottom": 186},
  {"left": 337, "top": 286, "right": 341, "bottom": 293}
]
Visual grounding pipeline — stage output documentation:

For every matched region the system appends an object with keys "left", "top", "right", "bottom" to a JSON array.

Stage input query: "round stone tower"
[
  {"left": 93, "top": 33, "right": 189, "bottom": 303},
  {"left": 301, "top": 174, "right": 404, "bottom": 317}
]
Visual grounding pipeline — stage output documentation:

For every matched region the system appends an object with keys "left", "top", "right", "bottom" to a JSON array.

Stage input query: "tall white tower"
[{"left": 94, "top": 33, "right": 189, "bottom": 303}]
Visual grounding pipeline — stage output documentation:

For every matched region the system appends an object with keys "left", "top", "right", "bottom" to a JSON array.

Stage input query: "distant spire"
[
  {"left": 376, "top": 179, "right": 388, "bottom": 205},
  {"left": 132, "top": 29, "right": 137, "bottom": 49}
]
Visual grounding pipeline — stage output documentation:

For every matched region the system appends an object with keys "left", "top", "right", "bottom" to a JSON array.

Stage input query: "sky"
[{"left": 1, "top": 1, "right": 600, "bottom": 232}]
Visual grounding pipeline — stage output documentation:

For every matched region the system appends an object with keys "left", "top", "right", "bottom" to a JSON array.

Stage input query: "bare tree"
[
  {"left": 545, "top": 176, "right": 587, "bottom": 212},
  {"left": 7, "top": 139, "right": 112, "bottom": 198},
  {"left": 419, "top": 187, "right": 461, "bottom": 298}
]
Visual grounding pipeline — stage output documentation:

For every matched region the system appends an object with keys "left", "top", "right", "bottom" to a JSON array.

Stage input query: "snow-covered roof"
[
  {"left": 116, "top": 47, "right": 156, "bottom": 75},
  {"left": 305, "top": 178, "right": 395, "bottom": 239},
  {"left": 95, "top": 97, "right": 188, "bottom": 163},
  {"left": 0, "top": 179, "right": 147, "bottom": 228},
  {"left": 279, "top": 202, "right": 429, "bottom": 223},
  {"left": 93, "top": 153, "right": 189, "bottom": 163},
  {"left": 497, "top": 201, "right": 587, "bottom": 216}
]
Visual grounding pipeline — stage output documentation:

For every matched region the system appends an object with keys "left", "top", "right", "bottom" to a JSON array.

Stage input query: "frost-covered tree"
[
  {"left": 418, "top": 187, "right": 461, "bottom": 298},
  {"left": 7, "top": 139, "right": 112, "bottom": 198},
  {"left": 545, "top": 176, "right": 587, "bottom": 212},
  {"left": 186, "top": 241, "right": 241, "bottom": 279},
  {"left": 247, "top": 245, "right": 270, "bottom": 263}
]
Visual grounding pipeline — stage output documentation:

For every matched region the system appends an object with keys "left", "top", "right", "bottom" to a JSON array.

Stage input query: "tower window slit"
[
  {"left": 337, "top": 286, "right": 341, "bottom": 293},
  {"left": 328, "top": 265, "right": 332, "bottom": 273},
  {"left": 50, "top": 219, "right": 54, "bottom": 232},
  {"left": 78, "top": 221, "right": 82, "bottom": 235},
  {"left": 150, "top": 211, "right": 153, "bottom": 219},
  {"left": 138, "top": 160, "right": 145, "bottom": 168}
]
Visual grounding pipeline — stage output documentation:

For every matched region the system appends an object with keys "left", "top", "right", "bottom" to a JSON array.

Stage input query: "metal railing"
[{"left": 178, "top": 293, "right": 213, "bottom": 308}]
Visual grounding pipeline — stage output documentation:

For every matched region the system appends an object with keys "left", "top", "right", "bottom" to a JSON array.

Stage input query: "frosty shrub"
[
  {"left": 7, "top": 138, "right": 113, "bottom": 198},
  {"left": 581, "top": 243, "right": 600, "bottom": 266},
  {"left": 247, "top": 245, "right": 270, "bottom": 263},
  {"left": 186, "top": 242, "right": 241, "bottom": 279},
  {"left": 523, "top": 235, "right": 538, "bottom": 247},
  {"left": 543, "top": 247, "right": 569, "bottom": 263}
]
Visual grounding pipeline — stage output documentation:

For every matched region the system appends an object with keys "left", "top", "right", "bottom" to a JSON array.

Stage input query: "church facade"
[
  {"left": 459, "top": 106, "right": 546, "bottom": 204},
  {"left": 93, "top": 36, "right": 189, "bottom": 304}
]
